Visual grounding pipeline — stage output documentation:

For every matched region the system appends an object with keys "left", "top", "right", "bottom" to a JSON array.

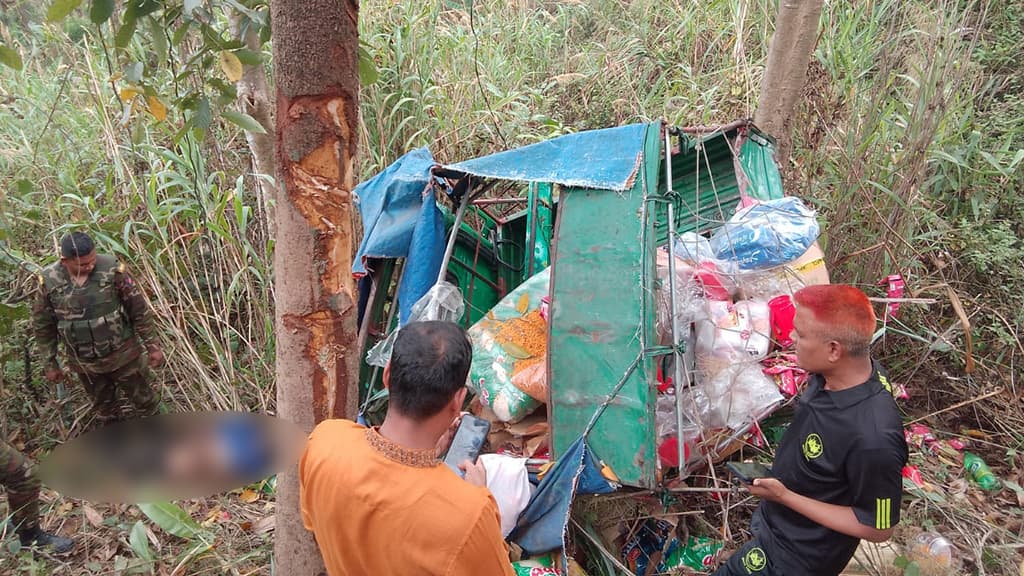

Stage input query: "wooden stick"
[
  {"left": 907, "top": 387, "right": 1004, "bottom": 425},
  {"left": 868, "top": 297, "right": 938, "bottom": 305},
  {"left": 571, "top": 518, "right": 638, "bottom": 576}
]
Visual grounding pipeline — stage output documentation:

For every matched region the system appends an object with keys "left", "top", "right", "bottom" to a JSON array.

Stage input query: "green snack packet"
[{"left": 663, "top": 536, "right": 725, "bottom": 571}]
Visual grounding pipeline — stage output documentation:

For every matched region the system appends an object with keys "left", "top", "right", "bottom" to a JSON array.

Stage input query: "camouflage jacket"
[{"left": 32, "top": 254, "right": 159, "bottom": 374}]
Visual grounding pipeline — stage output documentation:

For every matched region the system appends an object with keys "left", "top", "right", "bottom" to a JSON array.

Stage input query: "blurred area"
[{"left": 37, "top": 412, "right": 304, "bottom": 503}]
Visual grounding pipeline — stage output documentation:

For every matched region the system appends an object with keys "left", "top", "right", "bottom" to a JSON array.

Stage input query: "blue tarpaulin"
[
  {"left": 444, "top": 123, "right": 648, "bottom": 191},
  {"left": 352, "top": 148, "right": 445, "bottom": 325},
  {"left": 509, "top": 437, "right": 617, "bottom": 562},
  {"left": 352, "top": 124, "right": 651, "bottom": 323}
]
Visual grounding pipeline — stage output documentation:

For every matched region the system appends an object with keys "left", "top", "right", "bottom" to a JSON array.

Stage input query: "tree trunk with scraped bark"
[
  {"left": 271, "top": 0, "right": 360, "bottom": 573},
  {"left": 755, "top": 0, "right": 825, "bottom": 164}
]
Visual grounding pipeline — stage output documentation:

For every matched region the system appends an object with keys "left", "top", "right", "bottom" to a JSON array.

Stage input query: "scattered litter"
[
  {"left": 963, "top": 452, "right": 1002, "bottom": 491},
  {"left": 879, "top": 274, "right": 906, "bottom": 319},
  {"left": 906, "top": 531, "right": 955, "bottom": 569}
]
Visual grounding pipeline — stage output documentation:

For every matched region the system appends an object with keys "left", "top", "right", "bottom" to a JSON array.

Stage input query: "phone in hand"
[
  {"left": 442, "top": 415, "right": 491, "bottom": 478},
  {"left": 726, "top": 461, "right": 772, "bottom": 484}
]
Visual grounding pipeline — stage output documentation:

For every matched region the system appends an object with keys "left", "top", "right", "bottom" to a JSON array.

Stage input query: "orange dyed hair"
[{"left": 794, "top": 284, "right": 876, "bottom": 355}]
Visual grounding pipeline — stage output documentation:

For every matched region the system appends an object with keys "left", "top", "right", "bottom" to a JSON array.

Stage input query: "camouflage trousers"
[
  {"left": 0, "top": 440, "right": 40, "bottom": 533},
  {"left": 75, "top": 356, "right": 160, "bottom": 422}
]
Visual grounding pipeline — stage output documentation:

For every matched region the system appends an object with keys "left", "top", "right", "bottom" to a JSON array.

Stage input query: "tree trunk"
[
  {"left": 231, "top": 12, "right": 278, "bottom": 238},
  {"left": 271, "top": 1, "right": 360, "bottom": 574},
  {"left": 754, "top": 0, "right": 825, "bottom": 164}
]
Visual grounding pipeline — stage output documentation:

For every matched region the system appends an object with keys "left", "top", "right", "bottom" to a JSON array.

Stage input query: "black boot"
[{"left": 18, "top": 527, "right": 75, "bottom": 555}]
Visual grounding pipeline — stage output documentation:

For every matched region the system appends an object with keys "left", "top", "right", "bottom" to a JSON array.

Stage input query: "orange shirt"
[{"left": 299, "top": 419, "right": 515, "bottom": 576}]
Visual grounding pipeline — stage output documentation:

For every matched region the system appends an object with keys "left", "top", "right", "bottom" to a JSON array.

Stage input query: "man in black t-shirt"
[{"left": 714, "top": 285, "right": 908, "bottom": 576}]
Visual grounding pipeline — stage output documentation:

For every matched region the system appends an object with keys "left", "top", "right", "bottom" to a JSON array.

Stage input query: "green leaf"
[
  {"left": 46, "top": 0, "right": 83, "bottom": 22},
  {"left": 172, "top": 21, "right": 192, "bottom": 46},
  {"left": 15, "top": 179, "right": 33, "bottom": 194},
  {"left": 1004, "top": 480, "right": 1024, "bottom": 495},
  {"left": 193, "top": 97, "right": 212, "bottom": 131},
  {"left": 183, "top": 0, "right": 201, "bottom": 18},
  {"left": 89, "top": 0, "right": 114, "bottom": 24},
  {"left": 0, "top": 45, "right": 22, "bottom": 71},
  {"left": 115, "top": 11, "right": 139, "bottom": 49},
  {"left": 234, "top": 49, "right": 263, "bottom": 66},
  {"left": 132, "top": 0, "right": 162, "bottom": 18},
  {"left": 138, "top": 502, "right": 202, "bottom": 539},
  {"left": 129, "top": 520, "right": 154, "bottom": 562},
  {"left": 222, "top": 110, "right": 266, "bottom": 134},
  {"left": 358, "top": 45, "right": 378, "bottom": 86},
  {"left": 125, "top": 61, "right": 143, "bottom": 83},
  {"left": 208, "top": 78, "right": 238, "bottom": 99},
  {"left": 149, "top": 17, "right": 168, "bottom": 63}
]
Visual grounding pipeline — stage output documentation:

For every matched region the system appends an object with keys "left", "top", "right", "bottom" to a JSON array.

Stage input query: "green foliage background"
[{"left": 0, "top": 0, "right": 1022, "bottom": 573}]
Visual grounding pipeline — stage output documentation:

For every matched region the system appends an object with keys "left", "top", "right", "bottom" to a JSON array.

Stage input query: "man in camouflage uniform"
[
  {"left": 1, "top": 440, "right": 74, "bottom": 553},
  {"left": 32, "top": 232, "right": 165, "bottom": 424}
]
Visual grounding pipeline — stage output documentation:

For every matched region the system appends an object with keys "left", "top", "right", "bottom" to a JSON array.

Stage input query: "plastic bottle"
[
  {"left": 907, "top": 532, "right": 954, "bottom": 567},
  {"left": 963, "top": 452, "right": 1002, "bottom": 491}
]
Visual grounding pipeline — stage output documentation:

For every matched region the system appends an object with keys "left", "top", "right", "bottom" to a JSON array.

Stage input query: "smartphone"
[
  {"left": 442, "top": 415, "right": 491, "bottom": 478},
  {"left": 726, "top": 461, "right": 772, "bottom": 484}
]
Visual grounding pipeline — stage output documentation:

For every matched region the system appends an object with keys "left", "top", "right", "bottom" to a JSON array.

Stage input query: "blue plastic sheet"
[
  {"left": 444, "top": 123, "right": 649, "bottom": 191},
  {"left": 352, "top": 148, "right": 445, "bottom": 325},
  {"left": 509, "top": 437, "right": 616, "bottom": 561},
  {"left": 709, "top": 196, "right": 820, "bottom": 269}
]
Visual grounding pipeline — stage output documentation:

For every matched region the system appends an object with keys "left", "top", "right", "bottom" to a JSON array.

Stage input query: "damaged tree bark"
[
  {"left": 271, "top": 0, "right": 360, "bottom": 573},
  {"left": 754, "top": 0, "right": 825, "bottom": 163}
]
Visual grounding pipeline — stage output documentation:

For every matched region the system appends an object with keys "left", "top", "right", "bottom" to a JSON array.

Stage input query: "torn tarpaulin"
[
  {"left": 509, "top": 437, "right": 617, "bottom": 565},
  {"left": 352, "top": 148, "right": 445, "bottom": 325}
]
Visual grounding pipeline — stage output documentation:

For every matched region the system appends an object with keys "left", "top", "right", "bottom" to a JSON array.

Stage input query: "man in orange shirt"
[{"left": 300, "top": 321, "right": 514, "bottom": 575}]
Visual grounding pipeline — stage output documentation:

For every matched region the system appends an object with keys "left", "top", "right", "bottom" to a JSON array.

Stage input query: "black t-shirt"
[{"left": 754, "top": 361, "right": 908, "bottom": 575}]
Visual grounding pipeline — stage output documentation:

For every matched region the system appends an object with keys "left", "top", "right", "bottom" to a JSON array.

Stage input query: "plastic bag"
[
  {"left": 673, "top": 232, "right": 717, "bottom": 262},
  {"left": 655, "top": 250, "right": 736, "bottom": 346},
  {"left": 655, "top": 394, "right": 700, "bottom": 468},
  {"left": 365, "top": 281, "right": 465, "bottom": 367},
  {"left": 709, "top": 196, "right": 820, "bottom": 270},
  {"left": 467, "top": 268, "right": 550, "bottom": 423},
  {"left": 512, "top": 555, "right": 560, "bottom": 576},
  {"left": 702, "top": 363, "right": 784, "bottom": 431},
  {"left": 479, "top": 454, "right": 533, "bottom": 537},
  {"left": 694, "top": 299, "right": 771, "bottom": 379},
  {"left": 733, "top": 241, "right": 830, "bottom": 300}
]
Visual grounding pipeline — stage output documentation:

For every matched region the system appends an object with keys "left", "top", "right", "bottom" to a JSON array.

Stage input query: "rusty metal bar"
[
  {"left": 471, "top": 197, "right": 529, "bottom": 206},
  {"left": 673, "top": 118, "right": 752, "bottom": 135}
]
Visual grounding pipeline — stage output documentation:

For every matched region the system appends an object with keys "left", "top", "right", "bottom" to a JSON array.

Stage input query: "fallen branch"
[{"left": 907, "top": 387, "right": 1004, "bottom": 425}]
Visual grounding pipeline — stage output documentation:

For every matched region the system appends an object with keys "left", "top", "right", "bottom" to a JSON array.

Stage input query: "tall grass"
[{"left": 0, "top": 20, "right": 274, "bottom": 423}]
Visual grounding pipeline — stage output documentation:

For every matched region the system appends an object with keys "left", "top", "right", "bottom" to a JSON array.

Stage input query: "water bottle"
[
  {"left": 963, "top": 452, "right": 1001, "bottom": 491},
  {"left": 907, "top": 532, "right": 954, "bottom": 567}
]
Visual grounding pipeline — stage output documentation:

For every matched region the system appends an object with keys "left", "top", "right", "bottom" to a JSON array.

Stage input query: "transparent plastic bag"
[
  {"left": 693, "top": 299, "right": 771, "bottom": 379},
  {"left": 672, "top": 232, "right": 716, "bottom": 262},
  {"left": 709, "top": 197, "right": 820, "bottom": 270},
  {"left": 733, "top": 241, "right": 830, "bottom": 300},
  {"left": 365, "top": 281, "right": 465, "bottom": 367},
  {"left": 703, "top": 363, "right": 784, "bottom": 430}
]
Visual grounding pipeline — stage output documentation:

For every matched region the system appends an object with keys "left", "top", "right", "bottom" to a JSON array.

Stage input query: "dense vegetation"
[{"left": 0, "top": 0, "right": 1021, "bottom": 573}]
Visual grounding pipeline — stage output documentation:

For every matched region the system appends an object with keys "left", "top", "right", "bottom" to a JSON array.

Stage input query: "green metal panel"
[
  {"left": 737, "top": 129, "right": 784, "bottom": 203},
  {"left": 654, "top": 127, "right": 785, "bottom": 244},
  {"left": 525, "top": 182, "right": 554, "bottom": 276},
  {"left": 548, "top": 122, "right": 661, "bottom": 488}
]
